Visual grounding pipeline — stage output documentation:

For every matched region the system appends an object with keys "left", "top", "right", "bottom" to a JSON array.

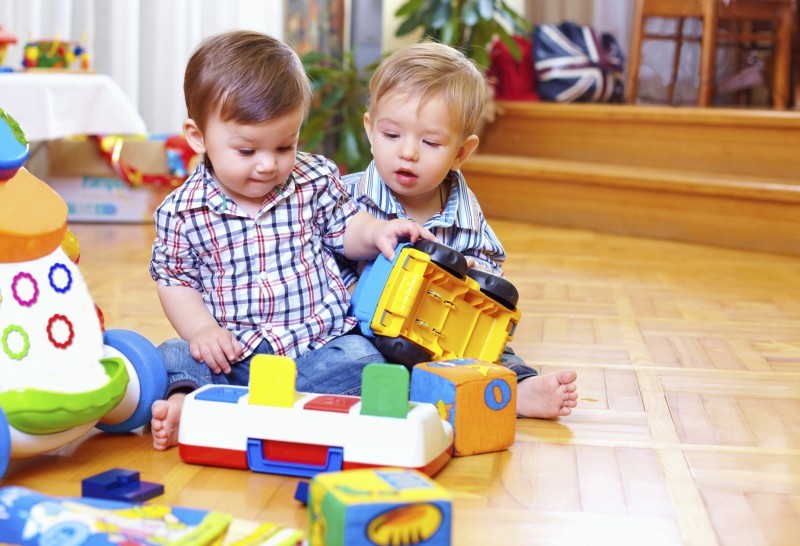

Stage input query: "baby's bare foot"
[
  {"left": 150, "top": 393, "right": 186, "bottom": 450},
  {"left": 516, "top": 370, "right": 578, "bottom": 419}
]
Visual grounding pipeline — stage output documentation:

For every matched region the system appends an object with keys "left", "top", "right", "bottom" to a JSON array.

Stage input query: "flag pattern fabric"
[{"left": 533, "top": 21, "right": 624, "bottom": 103}]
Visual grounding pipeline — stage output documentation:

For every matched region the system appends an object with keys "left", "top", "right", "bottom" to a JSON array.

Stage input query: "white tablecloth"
[{"left": 0, "top": 73, "right": 147, "bottom": 141}]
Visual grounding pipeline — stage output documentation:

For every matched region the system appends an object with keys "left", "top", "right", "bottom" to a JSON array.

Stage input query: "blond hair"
[
  {"left": 368, "top": 42, "right": 488, "bottom": 139},
  {"left": 183, "top": 30, "right": 311, "bottom": 132}
]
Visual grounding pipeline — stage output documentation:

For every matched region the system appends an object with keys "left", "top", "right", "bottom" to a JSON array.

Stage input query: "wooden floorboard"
[{"left": 3, "top": 220, "right": 799, "bottom": 545}]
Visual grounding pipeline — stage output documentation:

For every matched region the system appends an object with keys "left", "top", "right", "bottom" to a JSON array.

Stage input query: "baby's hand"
[
  {"left": 188, "top": 325, "right": 243, "bottom": 374},
  {"left": 374, "top": 219, "right": 436, "bottom": 260}
]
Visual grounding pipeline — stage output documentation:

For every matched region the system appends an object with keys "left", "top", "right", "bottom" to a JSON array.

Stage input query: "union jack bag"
[{"left": 533, "top": 21, "right": 624, "bottom": 103}]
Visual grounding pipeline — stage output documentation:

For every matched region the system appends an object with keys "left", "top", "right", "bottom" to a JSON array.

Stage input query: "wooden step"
[
  {"left": 464, "top": 102, "right": 800, "bottom": 256},
  {"left": 478, "top": 102, "right": 800, "bottom": 180}
]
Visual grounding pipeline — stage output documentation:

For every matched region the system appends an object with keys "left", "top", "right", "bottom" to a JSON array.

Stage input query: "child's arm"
[
  {"left": 343, "top": 211, "right": 435, "bottom": 261},
  {"left": 156, "top": 284, "right": 243, "bottom": 374}
]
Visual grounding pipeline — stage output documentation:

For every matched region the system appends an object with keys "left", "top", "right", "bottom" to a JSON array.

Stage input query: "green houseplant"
[
  {"left": 300, "top": 50, "right": 374, "bottom": 174},
  {"left": 394, "top": 0, "right": 530, "bottom": 68}
]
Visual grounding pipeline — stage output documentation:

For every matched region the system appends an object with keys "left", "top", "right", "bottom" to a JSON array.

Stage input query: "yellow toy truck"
[{"left": 349, "top": 240, "right": 521, "bottom": 367}]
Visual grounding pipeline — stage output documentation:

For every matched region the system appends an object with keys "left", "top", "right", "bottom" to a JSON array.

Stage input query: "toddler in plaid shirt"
[{"left": 149, "top": 31, "right": 432, "bottom": 450}]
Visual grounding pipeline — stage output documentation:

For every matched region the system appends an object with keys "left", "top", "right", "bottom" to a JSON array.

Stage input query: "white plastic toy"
[
  {"left": 0, "top": 108, "right": 167, "bottom": 478},
  {"left": 178, "top": 357, "right": 454, "bottom": 478}
]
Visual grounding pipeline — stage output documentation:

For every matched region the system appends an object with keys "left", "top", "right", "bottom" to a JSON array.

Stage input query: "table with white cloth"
[{"left": 0, "top": 72, "right": 147, "bottom": 141}]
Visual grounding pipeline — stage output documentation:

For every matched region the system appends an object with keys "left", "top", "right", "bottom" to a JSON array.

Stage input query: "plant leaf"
[
  {"left": 461, "top": 1, "right": 478, "bottom": 26},
  {"left": 477, "top": 0, "right": 494, "bottom": 19},
  {"left": 395, "top": 0, "right": 426, "bottom": 18},
  {"left": 431, "top": 1, "right": 452, "bottom": 30}
]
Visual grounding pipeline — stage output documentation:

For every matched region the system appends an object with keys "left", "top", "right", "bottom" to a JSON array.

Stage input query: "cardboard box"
[{"left": 47, "top": 138, "right": 177, "bottom": 223}]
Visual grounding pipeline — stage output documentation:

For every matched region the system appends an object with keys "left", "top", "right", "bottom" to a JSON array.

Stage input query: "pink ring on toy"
[
  {"left": 46, "top": 314, "right": 75, "bottom": 349},
  {"left": 11, "top": 272, "right": 39, "bottom": 307}
]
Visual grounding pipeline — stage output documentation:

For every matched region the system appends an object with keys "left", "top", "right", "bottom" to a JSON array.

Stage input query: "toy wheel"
[
  {"left": 96, "top": 329, "right": 167, "bottom": 433},
  {"left": 466, "top": 268, "right": 519, "bottom": 310},
  {"left": 413, "top": 240, "right": 467, "bottom": 279},
  {"left": 374, "top": 335, "right": 433, "bottom": 368},
  {"left": 0, "top": 407, "right": 9, "bottom": 479}
]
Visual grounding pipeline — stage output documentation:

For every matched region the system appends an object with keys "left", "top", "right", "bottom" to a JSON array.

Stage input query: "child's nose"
[
  {"left": 255, "top": 154, "right": 277, "bottom": 173},
  {"left": 399, "top": 141, "right": 418, "bottom": 161}
]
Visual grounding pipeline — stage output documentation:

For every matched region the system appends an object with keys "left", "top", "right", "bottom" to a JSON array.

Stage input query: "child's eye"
[
  {"left": 423, "top": 140, "right": 441, "bottom": 148},
  {"left": 382, "top": 132, "right": 398, "bottom": 140},
  {"left": 237, "top": 149, "right": 255, "bottom": 156},
  {"left": 277, "top": 145, "right": 296, "bottom": 153}
]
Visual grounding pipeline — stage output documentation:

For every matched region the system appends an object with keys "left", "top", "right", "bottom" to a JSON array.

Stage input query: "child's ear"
[
  {"left": 450, "top": 134, "right": 479, "bottom": 171},
  {"left": 183, "top": 119, "right": 207, "bottom": 154},
  {"left": 363, "top": 112, "right": 374, "bottom": 149}
]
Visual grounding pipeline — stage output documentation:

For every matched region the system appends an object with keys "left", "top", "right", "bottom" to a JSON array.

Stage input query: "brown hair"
[
  {"left": 368, "top": 42, "right": 488, "bottom": 139},
  {"left": 183, "top": 30, "right": 311, "bottom": 132}
]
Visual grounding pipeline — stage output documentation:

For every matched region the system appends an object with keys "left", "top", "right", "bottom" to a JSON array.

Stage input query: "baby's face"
[
  {"left": 365, "top": 92, "right": 469, "bottom": 207},
  {"left": 196, "top": 107, "right": 304, "bottom": 215}
]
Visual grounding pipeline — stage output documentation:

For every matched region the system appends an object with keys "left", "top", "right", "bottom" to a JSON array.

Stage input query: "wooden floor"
[{"left": 4, "top": 220, "right": 800, "bottom": 545}]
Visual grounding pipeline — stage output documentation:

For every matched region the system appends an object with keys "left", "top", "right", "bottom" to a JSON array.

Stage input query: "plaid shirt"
[
  {"left": 150, "top": 152, "right": 358, "bottom": 360},
  {"left": 339, "top": 161, "right": 507, "bottom": 286}
]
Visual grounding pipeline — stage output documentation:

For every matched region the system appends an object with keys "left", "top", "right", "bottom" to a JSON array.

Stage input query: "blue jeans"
[
  {"left": 159, "top": 331, "right": 386, "bottom": 397},
  {"left": 502, "top": 346, "right": 538, "bottom": 383}
]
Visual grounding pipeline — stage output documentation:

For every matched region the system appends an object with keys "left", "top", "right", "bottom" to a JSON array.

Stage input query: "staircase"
[{"left": 463, "top": 102, "right": 800, "bottom": 256}]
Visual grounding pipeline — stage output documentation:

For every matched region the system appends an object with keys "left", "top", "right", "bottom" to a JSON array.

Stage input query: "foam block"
[
  {"left": 308, "top": 468, "right": 451, "bottom": 546},
  {"left": 410, "top": 359, "right": 516, "bottom": 456}
]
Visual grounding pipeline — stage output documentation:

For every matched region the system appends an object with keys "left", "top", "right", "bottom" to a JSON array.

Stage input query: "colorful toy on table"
[
  {"left": 350, "top": 239, "right": 522, "bottom": 367},
  {"left": 0, "top": 24, "right": 17, "bottom": 72},
  {"left": 0, "top": 485, "right": 233, "bottom": 545},
  {"left": 0, "top": 108, "right": 167, "bottom": 479},
  {"left": 411, "top": 359, "right": 516, "bottom": 457},
  {"left": 308, "top": 467, "right": 452, "bottom": 546},
  {"left": 178, "top": 359, "right": 454, "bottom": 478},
  {"left": 22, "top": 34, "right": 90, "bottom": 70},
  {"left": 97, "top": 133, "right": 197, "bottom": 188}
]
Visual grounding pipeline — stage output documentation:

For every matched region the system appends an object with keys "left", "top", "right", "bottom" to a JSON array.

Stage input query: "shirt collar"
[
  {"left": 355, "top": 162, "right": 482, "bottom": 232},
  {"left": 174, "top": 161, "right": 295, "bottom": 217}
]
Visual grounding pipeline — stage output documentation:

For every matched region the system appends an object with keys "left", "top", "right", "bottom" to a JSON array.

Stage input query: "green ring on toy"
[
  {"left": 97, "top": 329, "right": 168, "bottom": 433},
  {"left": 0, "top": 357, "right": 129, "bottom": 435},
  {"left": 2, "top": 324, "right": 30, "bottom": 360}
]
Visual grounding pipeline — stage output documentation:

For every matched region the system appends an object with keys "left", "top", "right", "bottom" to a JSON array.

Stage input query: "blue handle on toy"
[
  {"left": 246, "top": 439, "right": 344, "bottom": 478},
  {"left": 349, "top": 242, "right": 412, "bottom": 337}
]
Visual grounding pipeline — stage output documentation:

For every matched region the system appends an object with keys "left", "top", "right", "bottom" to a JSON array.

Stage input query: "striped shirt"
[
  {"left": 150, "top": 152, "right": 358, "bottom": 360},
  {"left": 340, "top": 161, "right": 507, "bottom": 285}
]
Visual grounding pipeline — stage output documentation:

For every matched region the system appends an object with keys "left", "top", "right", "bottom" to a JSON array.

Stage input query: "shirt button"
[
  {"left": 259, "top": 272, "right": 268, "bottom": 281},
  {"left": 263, "top": 323, "right": 272, "bottom": 332}
]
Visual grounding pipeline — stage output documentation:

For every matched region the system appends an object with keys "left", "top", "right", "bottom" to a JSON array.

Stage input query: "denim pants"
[
  {"left": 501, "top": 346, "right": 538, "bottom": 383},
  {"left": 159, "top": 331, "right": 386, "bottom": 398}
]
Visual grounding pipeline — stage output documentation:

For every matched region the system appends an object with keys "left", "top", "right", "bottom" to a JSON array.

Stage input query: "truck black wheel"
[
  {"left": 374, "top": 335, "right": 433, "bottom": 369},
  {"left": 413, "top": 240, "right": 467, "bottom": 279},
  {"left": 466, "top": 268, "right": 519, "bottom": 310}
]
